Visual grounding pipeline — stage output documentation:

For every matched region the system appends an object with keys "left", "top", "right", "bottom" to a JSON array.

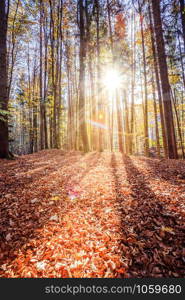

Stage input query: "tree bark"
[
  {"left": 130, "top": 12, "right": 136, "bottom": 154},
  {"left": 49, "top": 0, "right": 58, "bottom": 148},
  {"left": 39, "top": 0, "right": 45, "bottom": 150},
  {"left": 139, "top": 4, "right": 149, "bottom": 156},
  {"left": 0, "top": 0, "right": 9, "bottom": 158},
  {"left": 148, "top": 1, "right": 168, "bottom": 158},
  {"left": 151, "top": 0, "right": 178, "bottom": 159},
  {"left": 179, "top": 0, "right": 185, "bottom": 49},
  {"left": 152, "top": 71, "right": 160, "bottom": 158},
  {"left": 78, "top": 0, "right": 89, "bottom": 152}
]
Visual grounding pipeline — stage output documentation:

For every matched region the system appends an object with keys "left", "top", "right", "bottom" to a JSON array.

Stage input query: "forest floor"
[{"left": 0, "top": 150, "right": 185, "bottom": 278}]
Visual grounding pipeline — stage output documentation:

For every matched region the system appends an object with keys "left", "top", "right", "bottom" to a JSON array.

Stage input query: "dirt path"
[{"left": 0, "top": 150, "right": 184, "bottom": 277}]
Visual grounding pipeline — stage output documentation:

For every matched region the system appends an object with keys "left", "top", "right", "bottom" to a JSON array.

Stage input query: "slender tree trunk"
[
  {"left": 130, "top": 11, "right": 136, "bottom": 154},
  {"left": 151, "top": 0, "right": 178, "bottom": 159},
  {"left": 95, "top": 0, "right": 102, "bottom": 152},
  {"left": 7, "top": 0, "right": 20, "bottom": 99},
  {"left": 49, "top": 0, "right": 57, "bottom": 148},
  {"left": 85, "top": 0, "right": 95, "bottom": 151},
  {"left": 0, "top": 0, "right": 9, "bottom": 158},
  {"left": 116, "top": 89, "right": 124, "bottom": 152},
  {"left": 39, "top": 0, "right": 45, "bottom": 150},
  {"left": 43, "top": 8, "right": 48, "bottom": 149},
  {"left": 107, "top": 0, "right": 114, "bottom": 151},
  {"left": 172, "top": 89, "right": 185, "bottom": 158},
  {"left": 139, "top": 5, "right": 149, "bottom": 156},
  {"left": 78, "top": 0, "right": 89, "bottom": 152},
  {"left": 32, "top": 60, "right": 38, "bottom": 153},
  {"left": 27, "top": 44, "right": 33, "bottom": 153},
  {"left": 50, "top": 115, "right": 53, "bottom": 148},
  {"left": 66, "top": 54, "right": 72, "bottom": 150},
  {"left": 57, "top": 0, "right": 63, "bottom": 149},
  {"left": 152, "top": 71, "right": 160, "bottom": 157},
  {"left": 179, "top": 0, "right": 185, "bottom": 49},
  {"left": 124, "top": 90, "right": 130, "bottom": 154},
  {"left": 107, "top": 0, "right": 113, "bottom": 55},
  {"left": 177, "top": 30, "right": 185, "bottom": 89},
  {"left": 177, "top": 31, "right": 185, "bottom": 148},
  {"left": 148, "top": 1, "right": 168, "bottom": 158}
]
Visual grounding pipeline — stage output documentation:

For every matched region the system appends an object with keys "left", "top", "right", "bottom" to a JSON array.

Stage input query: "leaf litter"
[{"left": 0, "top": 150, "right": 184, "bottom": 277}]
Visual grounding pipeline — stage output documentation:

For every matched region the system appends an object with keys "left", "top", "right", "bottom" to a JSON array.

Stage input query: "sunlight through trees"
[{"left": 0, "top": 0, "right": 185, "bottom": 159}]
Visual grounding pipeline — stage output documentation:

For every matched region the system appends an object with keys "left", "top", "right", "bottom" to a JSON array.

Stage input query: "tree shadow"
[
  {"left": 111, "top": 153, "right": 184, "bottom": 277},
  {"left": 0, "top": 151, "right": 84, "bottom": 195},
  {"left": 136, "top": 156, "right": 185, "bottom": 186},
  {"left": 0, "top": 151, "right": 101, "bottom": 274}
]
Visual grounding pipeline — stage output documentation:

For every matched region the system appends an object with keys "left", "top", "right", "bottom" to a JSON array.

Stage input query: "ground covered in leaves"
[{"left": 0, "top": 150, "right": 184, "bottom": 278}]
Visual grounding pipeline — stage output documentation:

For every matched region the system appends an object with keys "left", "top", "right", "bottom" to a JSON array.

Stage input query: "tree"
[
  {"left": 151, "top": 0, "right": 178, "bottom": 159},
  {"left": 78, "top": 0, "right": 89, "bottom": 152},
  {"left": 0, "top": 0, "right": 10, "bottom": 158},
  {"left": 179, "top": 0, "right": 185, "bottom": 49},
  {"left": 148, "top": 1, "right": 168, "bottom": 158},
  {"left": 139, "top": 4, "right": 149, "bottom": 157}
]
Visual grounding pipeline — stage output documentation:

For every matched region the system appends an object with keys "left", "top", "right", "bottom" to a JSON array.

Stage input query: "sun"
[{"left": 103, "top": 69, "right": 122, "bottom": 91}]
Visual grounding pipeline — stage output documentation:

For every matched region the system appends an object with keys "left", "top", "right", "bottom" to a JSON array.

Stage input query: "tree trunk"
[
  {"left": 152, "top": 71, "right": 160, "bottom": 158},
  {"left": 148, "top": 1, "right": 168, "bottom": 158},
  {"left": 43, "top": 7, "right": 48, "bottom": 149},
  {"left": 116, "top": 89, "right": 124, "bottom": 153},
  {"left": 151, "top": 0, "right": 178, "bottom": 159},
  {"left": 78, "top": 0, "right": 89, "bottom": 152},
  {"left": 57, "top": 0, "right": 63, "bottom": 149},
  {"left": 27, "top": 44, "right": 33, "bottom": 154},
  {"left": 49, "top": 0, "right": 58, "bottom": 148},
  {"left": 179, "top": 0, "right": 185, "bottom": 49},
  {"left": 172, "top": 89, "right": 185, "bottom": 158},
  {"left": 130, "top": 11, "right": 136, "bottom": 154},
  {"left": 95, "top": 0, "right": 103, "bottom": 152},
  {"left": 39, "top": 0, "right": 45, "bottom": 150},
  {"left": 139, "top": 5, "right": 149, "bottom": 156},
  {"left": 124, "top": 90, "right": 130, "bottom": 154},
  {"left": 0, "top": 0, "right": 9, "bottom": 158}
]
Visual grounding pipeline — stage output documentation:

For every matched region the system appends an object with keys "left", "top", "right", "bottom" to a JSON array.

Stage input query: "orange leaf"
[{"left": 117, "top": 268, "right": 126, "bottom": 274}]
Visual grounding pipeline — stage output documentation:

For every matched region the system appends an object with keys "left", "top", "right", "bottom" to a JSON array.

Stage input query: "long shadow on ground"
[
  {"left": 136, "top": 156, "right": 185, "bottom": 186},
  {"left": 111, "top": 153, "right": 184, "bottom": 277},
  {"left": 0, "top": 151, "right": 82, "bottom": 195}
]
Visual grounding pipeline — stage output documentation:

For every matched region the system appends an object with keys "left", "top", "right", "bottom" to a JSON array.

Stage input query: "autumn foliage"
[{"left": 0, "top": 150, "right": 184, "bottom": 278}]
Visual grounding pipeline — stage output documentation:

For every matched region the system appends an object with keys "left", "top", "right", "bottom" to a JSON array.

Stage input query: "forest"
[{"left": 0, "top": 0, "right": 185, "bottom": 278}]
